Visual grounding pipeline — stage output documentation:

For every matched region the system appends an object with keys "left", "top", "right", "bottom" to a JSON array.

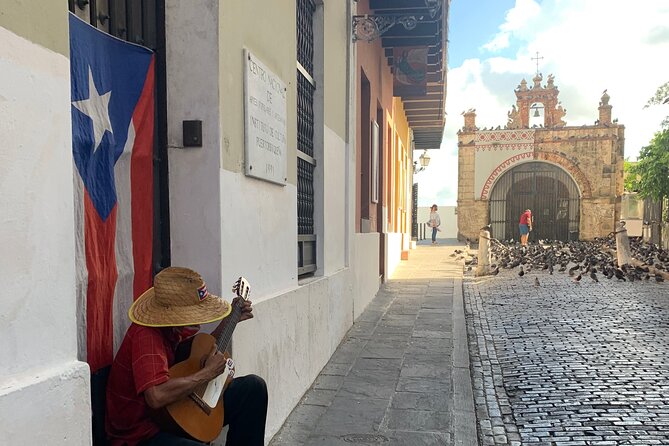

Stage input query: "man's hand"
[
  {"left": 234, "top": 296, "right": 254, "bottom": 322},
  {"left": 144, "top": 345, "right": 229, "bottom": 409},
  {"left": 203, "top": 346, "right": 228, "bottom": 379}
]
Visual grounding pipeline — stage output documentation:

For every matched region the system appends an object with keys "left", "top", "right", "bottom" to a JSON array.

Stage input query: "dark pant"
[
  {"left": 432, "top": 227, "right": 438, "bottom": 242},
  {"left": 142, "top": 375, "right": 268, "bottom": 446}
]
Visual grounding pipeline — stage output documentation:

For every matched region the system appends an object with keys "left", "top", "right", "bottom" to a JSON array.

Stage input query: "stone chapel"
[{"left": 457, "top": 73, "right": 625, "bottom": 242}]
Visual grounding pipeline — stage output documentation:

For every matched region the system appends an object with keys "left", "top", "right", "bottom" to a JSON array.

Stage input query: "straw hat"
[{"left": 129, "top": 267, "right": 232, "bottom": 327}]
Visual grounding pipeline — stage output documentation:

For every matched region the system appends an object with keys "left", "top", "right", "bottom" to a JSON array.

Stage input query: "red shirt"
[
  {"left": 105, "top": 324, "right": 181, "bottom": 446},
  {"left": 519, "top": 211, "right": 532, "bottom": 225}
]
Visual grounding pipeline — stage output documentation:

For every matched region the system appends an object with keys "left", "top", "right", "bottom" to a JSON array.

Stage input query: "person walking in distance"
[
  {"left": 519, "top": 208, "right": 533, "bottom": 246},
  {"left": 428, "top": 204, "right": 441, "bottom": 245}
]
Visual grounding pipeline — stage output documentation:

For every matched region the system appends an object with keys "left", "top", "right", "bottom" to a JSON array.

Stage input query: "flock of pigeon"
[{"left": 464, "top": 235, "right": 668, "bottom": 284}]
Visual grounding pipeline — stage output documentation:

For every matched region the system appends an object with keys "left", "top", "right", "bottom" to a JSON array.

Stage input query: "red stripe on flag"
[
  {"left": 84, "top": 191, "right": 118, "bottom": 373},
  {"left": 130, "top": 57, "right": 155, "bottom": 299}
]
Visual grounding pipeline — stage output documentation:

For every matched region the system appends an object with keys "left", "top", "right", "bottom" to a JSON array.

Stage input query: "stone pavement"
[
  {"left": 270, "top": 241, "right": 478, "bottom": 446},
  {"left": 465, "top": 268, "right": 669, "bottom": 446}
]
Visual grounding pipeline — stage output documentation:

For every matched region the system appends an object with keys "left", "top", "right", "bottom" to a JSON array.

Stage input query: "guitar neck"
[{"left": 214, "top": 300, "right": 244, "bottom": 353}]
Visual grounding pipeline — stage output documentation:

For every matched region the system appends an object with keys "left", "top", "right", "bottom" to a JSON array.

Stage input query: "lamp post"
[{"left": 414, "top": 150, "right": 431, "bottom": 173}]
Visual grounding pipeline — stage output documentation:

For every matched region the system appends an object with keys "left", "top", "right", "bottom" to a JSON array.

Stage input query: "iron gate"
[{"left": 489, "top": 162, "right": 580, "bottom": 242}]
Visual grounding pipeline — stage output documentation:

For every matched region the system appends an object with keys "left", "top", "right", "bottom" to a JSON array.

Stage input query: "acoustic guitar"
[{"left": 161, "top": 277, "right": 251, "bottom": 442}]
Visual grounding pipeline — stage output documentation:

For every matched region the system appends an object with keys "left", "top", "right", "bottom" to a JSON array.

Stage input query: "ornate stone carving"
[
  {"left": 507, "top": 105, "right": 522, "bottom": 129},
  {"left": 462, "top": 109, "right": 478, "bottom": 132},
  {"left": 546, "top": 74, "right": 556, "bottom": 89},
  {"left": 555, "top": 103, "right": 567, "bottom": 127},
  {"left": 532, "top": 73, "right": 542, "bottom": 89},
  {"left": 599, "top": 89, "right": 610, "bottom": 106},
  {"left": 517, "top": 79, "right": 528, "bottom": 92}
]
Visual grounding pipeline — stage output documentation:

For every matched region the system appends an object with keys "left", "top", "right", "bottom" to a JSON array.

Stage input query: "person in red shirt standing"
[
  {"left": 519, "top": 209, "right": 533, "bottom": 246},
  {"left": 105, "top": 267, "right": 267, "bottom": 446}
]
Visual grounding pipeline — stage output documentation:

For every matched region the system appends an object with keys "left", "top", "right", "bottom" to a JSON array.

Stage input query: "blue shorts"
[{"left": 519, "top": 224, "right": 529, "bottom": 235}]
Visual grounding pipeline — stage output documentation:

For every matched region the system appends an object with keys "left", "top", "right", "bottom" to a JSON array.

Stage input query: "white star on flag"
[{"left": 72, "top": 67, "right": 113, "bottom": 152}]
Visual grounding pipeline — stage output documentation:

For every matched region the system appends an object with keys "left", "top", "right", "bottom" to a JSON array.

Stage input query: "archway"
[{"left": 489, "top": 162, "right": 580, "bottom": 242}]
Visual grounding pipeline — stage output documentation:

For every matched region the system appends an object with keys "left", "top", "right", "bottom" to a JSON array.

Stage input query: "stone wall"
[
  {"left": 457, "top": 198, "right": 488, "bottom": 241},
  {"left": 457, "top": 124, "right": 625, "bottom": 241}
]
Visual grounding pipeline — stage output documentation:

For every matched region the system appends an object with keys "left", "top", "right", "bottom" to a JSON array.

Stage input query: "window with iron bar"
[{"left": 297, "top": 0, "right": 317, "bottom": 276}]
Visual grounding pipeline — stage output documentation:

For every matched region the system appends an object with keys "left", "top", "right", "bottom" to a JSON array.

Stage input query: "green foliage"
[
  {"left": 645, "top": 81, "right": 669, "bottom": 129},
  {"left": 645, "top": 81, "right": 669, "bottom": 106},
  {"left": 623, "top": 159, "right": 638, "bottom": 192},
  {"left": 626, "top": 129, "right": 669, "bottom": 200}
]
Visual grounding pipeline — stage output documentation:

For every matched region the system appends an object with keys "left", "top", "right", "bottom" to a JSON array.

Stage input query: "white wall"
[
  {"left": 165, "top": 2, "right": 382, "bottom": 444},
  {"left": 352, "top": 233, "right": 381, "bottom": 319},
  {"left": 322, "top": 126, "right": 347, "bottom": 275},
  {"left": 231, "top": 269, "right": 354, "bottom": 442},
  {"left": 473, "top": 129, "right": 535, "bottom": 200},
  {"left": 166, "top": 0, "right": 224, "bottom": 293},
  {"left": 418, "top": 206, "right": 458, "bottom": 239},
  {"left": 0, "top": 25, "right": 91, "bottom": 444},
  {"left": 219, "top": 170, "right": 298, "bottom": 296},
  {"left": 385, "top": 232, "right": 403, "bottom": 277}
]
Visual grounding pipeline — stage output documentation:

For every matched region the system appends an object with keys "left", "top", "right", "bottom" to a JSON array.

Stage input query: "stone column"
[
  {"left": 475, "top": 229, "right": 492, "bottom": 276},
  {"left": 615, "top": 221, "right": 633, "bottom": 266},
  {"left": 463, "top": 110, "right": 477, "bottom": 131},
  {"left": 598, "top": 90, "right": 612, "bottom": 125}
]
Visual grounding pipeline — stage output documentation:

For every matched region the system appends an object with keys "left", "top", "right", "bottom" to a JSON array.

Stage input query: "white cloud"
[
  {"left": 482, "top": 33, "right": 510, "bottom": 52},
  {"left": 417, "top": 0, "right": 669, "bottom": 207},
  {"left": 482, "top": 0, "right": 542, "bottom": 52}
]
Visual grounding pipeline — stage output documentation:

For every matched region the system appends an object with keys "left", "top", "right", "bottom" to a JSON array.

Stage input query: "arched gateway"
[
  {"left": 456, "top": 72, "right": 625, "bottom": 242},
  {"left": 489, "top": 162, "right": 580, "bottom": 242}
]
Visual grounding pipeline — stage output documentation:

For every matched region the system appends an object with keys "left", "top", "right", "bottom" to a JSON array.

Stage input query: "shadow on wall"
[{"left": 417, "top": 206, "right": 457, "bottom": 239}]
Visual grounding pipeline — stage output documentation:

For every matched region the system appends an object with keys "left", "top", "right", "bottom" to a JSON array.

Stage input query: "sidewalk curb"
[{"left": 452, "top": 277, "right": 478, "bottom": 445}]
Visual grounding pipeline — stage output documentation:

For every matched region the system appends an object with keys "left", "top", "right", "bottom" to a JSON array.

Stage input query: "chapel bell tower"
[{"left": 507, "top": 73, "right": 567, "bottom": 129}]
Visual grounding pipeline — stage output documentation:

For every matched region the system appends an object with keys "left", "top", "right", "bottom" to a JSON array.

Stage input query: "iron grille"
[
  {"left": 297, "top": 0, "right": 315, "bottom": 74},
  {"left": 412, "top": 183, "right": 418, "bottom": 238},
  {"left": 489, "top": 162, "right": 580, "bottom": 242},
  {"left": 298, "top": 158, "right": 315, "bottom": 234},
  {"left": 297, "top": 0, "right": 317, "bottom": 275},
  {"left": 297, "top": 73, "right": 315, "bottom": 158}
]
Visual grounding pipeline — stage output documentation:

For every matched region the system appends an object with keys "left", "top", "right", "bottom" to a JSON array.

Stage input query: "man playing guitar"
[{"left": 105, "top": 267, "right": 267, "bottom": 445}]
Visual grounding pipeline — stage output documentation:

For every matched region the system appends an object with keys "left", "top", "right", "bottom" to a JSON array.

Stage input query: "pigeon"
[
  {"left": 589, "top": 271, "right": 599, "bottom": 283},
  {"left": 656, "top": 274, "right": 665, "bottom": 283},
  {"left": 534, "top": 277, "right": 540, "bottom": 287},
  {"left": 614, "top": 268, "right": 626, "bottom": 281},
  {"left": 573, "top": 273, "right": 582, "bottom": 283},
  {"left": 518, "top": 266, "right": 525, "bottom": 277}
]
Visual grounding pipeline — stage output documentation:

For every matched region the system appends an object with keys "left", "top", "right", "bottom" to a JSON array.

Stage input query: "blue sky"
[
  {"left": 416, "top": 0, "right": 669, "bottom": 207},
  {"left": 448, "top": 0, "right": 516, "bottom": 67}
]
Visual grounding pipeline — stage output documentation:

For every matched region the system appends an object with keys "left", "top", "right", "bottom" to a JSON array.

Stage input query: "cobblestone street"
[{"left": 465, "top": 269, "right": 669, "bottom": 445}]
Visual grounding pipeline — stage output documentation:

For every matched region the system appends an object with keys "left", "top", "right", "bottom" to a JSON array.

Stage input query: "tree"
[
  {"left": 644, "top": 81, "right": 669, "bottom": 129},
  {"left": 625, "top": 129, "right": 669, "bottom": 200},
  {"left": 623, "top": 159, "right": 638, "bottom": 192}
]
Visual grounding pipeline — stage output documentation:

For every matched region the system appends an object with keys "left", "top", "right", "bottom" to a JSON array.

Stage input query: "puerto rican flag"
[{"left": 70, "top": 14, "right": 154, "bottom": 373}]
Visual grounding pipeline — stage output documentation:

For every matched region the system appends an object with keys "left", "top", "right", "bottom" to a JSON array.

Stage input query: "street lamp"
[{"left": 414, "top": 150, "right": 431, "bottom": 173}]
